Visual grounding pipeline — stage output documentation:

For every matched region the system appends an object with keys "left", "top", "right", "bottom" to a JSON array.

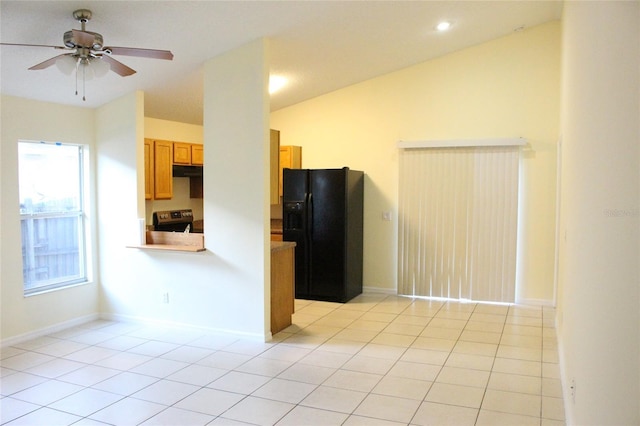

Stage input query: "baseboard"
[
  {"left": 363, "top": 286, "right": 396, "bottom": 295},
  {"left": 516, "top": 297, "right": 556, "bottom": 307},
  {"left": 556, "top": 331, "right": 573, "bottom": 425},
  {"left": 0, "top": 313, "right": 100, "bottom": 349},
  {"left": 362, "top": 288, "right": 556, "bottom": 307},
  {"left": 101, "top": 313, "right": 268, "bottom": 341}
]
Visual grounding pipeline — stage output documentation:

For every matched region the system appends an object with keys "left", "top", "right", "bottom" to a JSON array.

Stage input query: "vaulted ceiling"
[{"left": 0, "top": 1, "right": 562, "bottom": 125}]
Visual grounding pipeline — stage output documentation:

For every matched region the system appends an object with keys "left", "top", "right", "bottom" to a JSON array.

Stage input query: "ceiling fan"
[{"left": 0, "top": 9, "right": 173, "bottom": 99}]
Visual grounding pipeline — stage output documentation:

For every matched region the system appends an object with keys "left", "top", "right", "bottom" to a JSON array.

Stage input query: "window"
[{"left": 18, "top": 141, "right": 88, "bottom": 295}]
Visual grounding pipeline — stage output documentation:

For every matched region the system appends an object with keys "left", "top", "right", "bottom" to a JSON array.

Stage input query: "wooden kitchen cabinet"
[
  {"left": 191, "top": 144, "right": 204, "bottom": 165},
  {"left": 153, "top": 140, "right": 173, "bottom": 200},
  {"left": 279, "top": 145, "right": 302, "bottom": 197},
  {"left": 270, "top": 129, "right": 280, "bottom": 205},
  {"left": 271, "top": 242, "right": 296, "bottom": 334},
  {"left": 173, "top": 142, "right": 192, "bottom": 165},
  {"left": 144, "top": 139, "right": 154, "bottom": 200},
  {"left": 174, "top": 142, "right": 203, "bottom": 166},
  {"left": 144, "top": 139, "right": 204, "bottom": 200}
]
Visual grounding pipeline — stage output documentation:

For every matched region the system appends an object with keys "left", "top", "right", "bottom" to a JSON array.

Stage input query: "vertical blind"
[{"left": 398, "top": 146, "right": 520, "bottom": 303}]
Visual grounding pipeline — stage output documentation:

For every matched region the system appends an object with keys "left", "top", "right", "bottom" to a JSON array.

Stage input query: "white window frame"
[{"left": 18, "top": 140, "right": 90, "bottom": 295}]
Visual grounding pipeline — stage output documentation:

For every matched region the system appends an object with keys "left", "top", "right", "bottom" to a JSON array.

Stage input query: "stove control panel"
[{"left": 153, "top": 209, "right": 194, "bottom": 225}]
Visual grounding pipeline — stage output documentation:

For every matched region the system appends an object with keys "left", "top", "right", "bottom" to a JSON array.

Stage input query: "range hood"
[{"left": 173, "top": 165, "right": 203, "bottom": 178}]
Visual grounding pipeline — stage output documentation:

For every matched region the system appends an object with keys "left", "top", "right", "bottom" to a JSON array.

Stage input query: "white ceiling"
[{"left": 0, "top": 1, "right": 562, "bottom": 126}]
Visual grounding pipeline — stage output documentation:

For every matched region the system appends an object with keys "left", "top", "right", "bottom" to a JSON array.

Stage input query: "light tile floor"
[{"left": 0, "top": 294, "right": 565, "bottom": 425}]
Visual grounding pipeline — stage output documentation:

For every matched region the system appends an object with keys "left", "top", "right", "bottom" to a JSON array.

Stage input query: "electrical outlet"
[
  {"left": 569, "top": 378, "right": 576, "bottom": 402},
  {"left": 162, "top": 292, "right": 170, "bottom": 304}
]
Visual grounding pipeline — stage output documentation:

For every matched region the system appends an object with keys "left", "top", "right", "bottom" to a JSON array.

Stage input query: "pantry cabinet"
[
  {"left": 270, "top": 130, "right": 280, "bottom": 205},
  {"left": 153, "top": 140, "right": 173, "bottom": 200}
]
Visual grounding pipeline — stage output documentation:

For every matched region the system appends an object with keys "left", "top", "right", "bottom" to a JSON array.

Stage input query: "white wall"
[
  {"left": 203, "top": 39, "right": 272, "bottom": 338},
  {"left": 557, "top": 2, "right": 640, "bottom": 424},
  {"left": 96, "top": 40, "right": 272, "bottom": 340},
  {"left": 95, "top": 91, "right": 146, "bottom": 317},
  {"left": 0, "top": 96, "right": 99, "bottom": 343},
  {"left": 271, "top": 21, "right": 561, "bottom": 303}
]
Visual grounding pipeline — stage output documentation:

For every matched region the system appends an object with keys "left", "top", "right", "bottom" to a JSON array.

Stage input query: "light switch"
[{"left": 382, "top": 211, "right": 392, "bottom": 221}]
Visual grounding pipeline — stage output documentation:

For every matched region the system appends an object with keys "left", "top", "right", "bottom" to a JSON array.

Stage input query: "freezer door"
[
  {"left": 308, "top": 169, "right": 347, "bottom": 300},
  {"left": 282, "top": 168, "right": 311, "bottom": 298}
]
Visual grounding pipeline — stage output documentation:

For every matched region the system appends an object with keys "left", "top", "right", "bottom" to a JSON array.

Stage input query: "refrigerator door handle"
[
  {"left": 304, "top": 191, "right": 312, "bottom": 292},
  {"left": 307, "top": 192, "right": 313, "bottom": 239}
]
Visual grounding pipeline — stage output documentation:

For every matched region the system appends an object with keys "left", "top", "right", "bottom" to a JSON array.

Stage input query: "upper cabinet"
[
  {"left": 173, "top": 142, "right": 192, "bottom": 164},
  {"left": 191, "top": 144, "right": 204, "bottom": 165},
  {"left": 279, "top": 145, "right": 302, "bottom": 198},
  {"left": 174, "top": 142, "right": 203, "bottom": 165},
  {"left": 145, "top": 139, "right": 203, "bottom": 200}
]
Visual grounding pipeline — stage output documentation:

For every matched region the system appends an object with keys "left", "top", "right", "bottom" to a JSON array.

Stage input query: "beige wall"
[
  {"left": 558, "top": 2, "right": 639, "bottom": 424},
  {"left": 144, "top": 117, "right": 203, "bottom": 144},
  {"left": 271, "top": 21, "right": 561, "bottom": 303},
  {"left": 0, "top": 96, "right": 99, "bottom": 342}
]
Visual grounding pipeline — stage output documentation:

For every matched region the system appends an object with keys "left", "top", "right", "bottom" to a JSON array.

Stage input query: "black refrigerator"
[{"left": 282, "top": 167, "right": 364, "bottom": 303}]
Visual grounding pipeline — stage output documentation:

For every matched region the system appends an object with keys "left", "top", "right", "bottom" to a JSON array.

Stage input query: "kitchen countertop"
[
  {"left": 127, "top": 231, "right": 205, "bottom": 252},
  {"left": 271, "top": 241, "right": 295, "bottom": 253}
]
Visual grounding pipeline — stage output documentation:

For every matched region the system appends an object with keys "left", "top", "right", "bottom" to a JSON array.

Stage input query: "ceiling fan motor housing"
[{"left": 64, "top": 30, "right": 103, "bottom": 50}]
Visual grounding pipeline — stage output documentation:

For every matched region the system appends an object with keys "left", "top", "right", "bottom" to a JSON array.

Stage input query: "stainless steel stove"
[{"left": 152, "top": 209, "right": 194, "bottom": 232}]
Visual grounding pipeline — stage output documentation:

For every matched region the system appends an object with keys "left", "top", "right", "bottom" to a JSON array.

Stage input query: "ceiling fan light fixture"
[
  {"left": 91, "top": 57, "right": 110, "bottom": 78},
  {"left": 55, "top": 55, "right": 77, "bottom": 75}
]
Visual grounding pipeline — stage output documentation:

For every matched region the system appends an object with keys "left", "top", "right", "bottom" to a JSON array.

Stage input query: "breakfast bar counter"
[{"left": 270, "top": 241, "right": 296, "bottom": 334}]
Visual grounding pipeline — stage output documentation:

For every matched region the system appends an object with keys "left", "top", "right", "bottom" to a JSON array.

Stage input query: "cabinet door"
[
  {"left": 154, "top": 140, "right": 173, "bottom": 199},
  {"left": 191, "top": 144, "right": 204, "bottom": 165},
  {"left": 173, "top": 142, "right": 192, "bottom": 164},
  {"left": 270, "top": 130, "right": 280, "bottom": 205},
  {"left": 144, "top": 139, "right": 154, "bottom": 200},
  {"left": 279, "top": 146, "right": 302, "bottom": 197}
]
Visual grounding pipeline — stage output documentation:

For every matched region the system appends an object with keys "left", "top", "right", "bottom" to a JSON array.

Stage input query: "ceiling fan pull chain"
[
  {"left": 74, "top": 59, "right": 79, "bottom": 97},
  {"left": 82, "top": 62, "right": 86, "bottom": 101}
]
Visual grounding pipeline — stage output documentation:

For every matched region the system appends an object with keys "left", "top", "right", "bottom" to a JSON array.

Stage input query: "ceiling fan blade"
[
  {"left": 71, "top": 29, "right": 96, "bottom": 48},
  {"left": 101, "top": 55, "right": 136, "bottom": 76},
  {"left": 28, "top": 53, "right": 72, "bottom": 70},
  {"left": 0, "top": 42, "right": 67, "bottom": 50},
  {"left": 103, "top": 46, "right": 173, "bottom": 60}
]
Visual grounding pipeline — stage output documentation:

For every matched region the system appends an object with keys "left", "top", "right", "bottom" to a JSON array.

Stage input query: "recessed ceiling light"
[
  {"left": 269, "top": 75, "right": 287, "bottom": 94},
  {"left": 436, "top": 21, "right": 452, "bottom": 32}
]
